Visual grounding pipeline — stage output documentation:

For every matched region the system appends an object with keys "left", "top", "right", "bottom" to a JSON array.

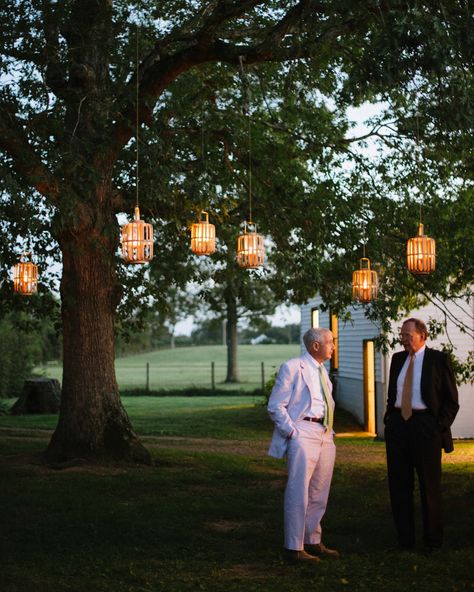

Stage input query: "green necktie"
[{"left": 319, "top": 364, "right": 334, "bottom": 432}]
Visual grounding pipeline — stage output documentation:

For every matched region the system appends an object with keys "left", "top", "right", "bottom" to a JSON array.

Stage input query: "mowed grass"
[
  {"left": 0, "top": 396, "right": 268, "bottom": 439},
  {"left": 36, "top": 344, "right": 300, "bottom": 391},
  {"left": 1, "top": 398, "right": 473, "bottom": 592}
]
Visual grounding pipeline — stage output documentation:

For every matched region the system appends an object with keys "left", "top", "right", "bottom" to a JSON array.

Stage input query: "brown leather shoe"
[
  {"left": 304, "top": 542, "right": 340, "bottom": 558},
  {"left": 283, "top": 548, "right": 322, "bottom": 563}
]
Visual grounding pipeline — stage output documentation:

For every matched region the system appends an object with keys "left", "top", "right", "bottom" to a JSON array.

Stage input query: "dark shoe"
[
  {"left": 283, "top": 548, "right": 322, "bottom": 563},
  {"left": 398, "top": 537, "right": 415, "bottom": 551},
  {"left": 304, "top": 542, "right": 340, "bottom": 558},
  {"left": 423, "top": 544, "right": 442, "bottom": 556}
]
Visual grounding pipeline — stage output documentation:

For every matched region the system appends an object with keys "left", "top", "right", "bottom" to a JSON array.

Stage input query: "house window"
[
  {"left": 363, "top": 340, "right": 376, "bottom": 435},
  {"left": 311, "top": 308, "right": 319, "bottom": 328},
  {"left": 330, "top": 312, "right": 339, "bottom": 371}
]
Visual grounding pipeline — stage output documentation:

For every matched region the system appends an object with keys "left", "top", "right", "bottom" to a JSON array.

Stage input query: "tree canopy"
[{"left": 0, "top": 0, "right": 473, "bottom": 462}]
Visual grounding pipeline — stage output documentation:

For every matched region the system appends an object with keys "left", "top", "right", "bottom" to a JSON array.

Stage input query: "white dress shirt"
[
  {"left": 303, "top": 352, "right": 326, "bottom": 419},
  {"left": 395, "top": 345, "right": 428, "bottom": 410}
]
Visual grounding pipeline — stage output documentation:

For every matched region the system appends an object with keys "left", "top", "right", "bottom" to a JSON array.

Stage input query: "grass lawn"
[
  {"left": 35, "top": 344, "right": 301, "bottom": 391},
  {"left": 1, "top": 397, "right": 473, "bottom": 592}
]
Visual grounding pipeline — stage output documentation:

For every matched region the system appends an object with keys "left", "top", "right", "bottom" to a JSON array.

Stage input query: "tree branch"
[
  {"left": 0, "top": 97, "right": 59, "bottom": 202},
  {"left": 111, "top": 0, "right": 359, "bottom": 154},
  {"left": 40, "top": 0, "right": 70, "bottom": 101}
]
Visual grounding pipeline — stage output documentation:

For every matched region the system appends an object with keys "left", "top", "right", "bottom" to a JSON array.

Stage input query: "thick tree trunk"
[
  {"left": 225, "top": 285, "right": 239, "bottom": 383},
  {"left": 45, "top": 225, "right": 151, "bottom": 465}
]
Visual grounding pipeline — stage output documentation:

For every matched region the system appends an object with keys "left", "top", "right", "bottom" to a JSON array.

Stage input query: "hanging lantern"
[
  {"left": 237, "top": 221, "right": 265, "bottom": 269},
  {"left": 190, "top": 211, "right": 216, "bottom": 255},
  {"left": 352, "top": 257, "right": 378, "bottom": 303},
  {"left": 121, "top": 206, "right": 154, "bottom": 264},
  {"left": 13, "top": 253, "right": 38, "bottom": 296},
  {"left": 407, "top": 222, "right": 436, "bottom": 274}
]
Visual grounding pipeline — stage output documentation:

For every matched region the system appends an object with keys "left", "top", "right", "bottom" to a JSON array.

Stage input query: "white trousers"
[{"left": 284, "top": 419, "right": 336, "bottom": 550}]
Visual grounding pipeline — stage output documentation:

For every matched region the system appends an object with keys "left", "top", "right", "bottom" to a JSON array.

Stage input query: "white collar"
[
  {"left": 303, "top": 351, "right": 323, "bottom": 370},
  {"left": 411, "top": 344, "right": 426, "bottom": 358}
]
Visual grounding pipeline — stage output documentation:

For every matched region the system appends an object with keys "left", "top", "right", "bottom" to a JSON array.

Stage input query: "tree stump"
[{"left": 10, "top": 378, "right": 61, "bottom": 415}]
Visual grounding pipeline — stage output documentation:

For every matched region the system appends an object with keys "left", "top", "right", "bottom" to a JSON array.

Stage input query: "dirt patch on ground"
[
  {"left": 143, "top": 435, "right": 270, "bottom": 457},
  {"left": 217, "top": 563, "right": 272, "bottom": 581},
  {"left": 1, "top": 428, "right": 473, "bottom": 473}
]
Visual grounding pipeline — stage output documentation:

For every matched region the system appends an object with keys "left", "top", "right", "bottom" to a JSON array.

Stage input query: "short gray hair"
[{"left": 303, "top": 327, "right": 331, "bottom": 352}]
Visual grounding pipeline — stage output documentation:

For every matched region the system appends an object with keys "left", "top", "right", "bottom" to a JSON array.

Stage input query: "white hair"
[{"left": 303, "top": 327, "right": 331, "bottom": 352}]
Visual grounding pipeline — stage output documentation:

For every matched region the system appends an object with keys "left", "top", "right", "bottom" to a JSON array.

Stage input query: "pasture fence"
[{"left": 130, "top": 360, "right": 270, "bottom": 393}]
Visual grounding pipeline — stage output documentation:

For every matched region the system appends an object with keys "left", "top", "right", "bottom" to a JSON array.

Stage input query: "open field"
[
  {"left": 1, "top": 398, "right": 473, "bottom": 592},
  {"left": 36, "top": 344, "right": 301, "bottom": 391}
]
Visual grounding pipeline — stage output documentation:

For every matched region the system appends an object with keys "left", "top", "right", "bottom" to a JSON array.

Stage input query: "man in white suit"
[{"left": 268, "top": 327, "right": 339, "bottom": 563}]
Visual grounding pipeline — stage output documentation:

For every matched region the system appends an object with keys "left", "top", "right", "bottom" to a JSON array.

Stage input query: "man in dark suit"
[{"left": 384, "top": 318, "right": 459, "bottom": 551}]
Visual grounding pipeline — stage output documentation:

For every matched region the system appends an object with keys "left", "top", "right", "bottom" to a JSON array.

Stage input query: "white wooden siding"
[
  {"left": 300, "top": 293, "right": 474, "bottom": 439},
  {"left": 388, "top": 297, "right": 474, "bottom": 439}
]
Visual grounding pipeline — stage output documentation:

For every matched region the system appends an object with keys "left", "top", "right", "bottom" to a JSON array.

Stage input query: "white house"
[{"left": 300, "top": 296, "right": 474, "bottom": 439}]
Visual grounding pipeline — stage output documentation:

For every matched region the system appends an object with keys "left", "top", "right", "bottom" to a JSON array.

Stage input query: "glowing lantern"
[
  {"left": 190, "top": 211, "right": 216, "bottom": 255},
  {"left": 13, "top": 253, "right": 38, "bottom": 295},
  {"left": 352, "top": 257, "right": 378, "bottom": 303},
  {"left": 406, "top": 222, "right": 436, "bottom": 275},
  {"left": 237, "top": 221, "right": 265, "bottom": 269},
  {"left": 121, "top": 206, "right": 154, "bottom": 264}
]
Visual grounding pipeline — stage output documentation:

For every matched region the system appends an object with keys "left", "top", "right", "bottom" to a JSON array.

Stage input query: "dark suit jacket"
[{"left": 385, "top": 347, "right": 459, "bottom": 453}]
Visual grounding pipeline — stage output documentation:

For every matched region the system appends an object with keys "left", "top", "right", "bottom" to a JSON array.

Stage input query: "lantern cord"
[
  {"left": 239, "top": 55, "right": 253, "bottom": 225},
  {"left": 248, "top": 107, "right": 252, "bottom": 225},
  {"left": 135, "top": 22, "right": 140, "bottom": 208},
  {"left": 201, "top": 105, "right": 205, "bottom": 170},
  {"left": 414, "top": 105, "right": 425, "bottom": 217}
]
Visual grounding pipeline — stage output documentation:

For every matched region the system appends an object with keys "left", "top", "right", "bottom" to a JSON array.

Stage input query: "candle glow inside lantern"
[
  {"left": 190, "top": 211, "right": 216, "bottom": 255},
  {"left": 352, "top": 257, "right": 378, "bottom": 302},
  {"left": 13, "top": 253, "right": 38, "bottom": 295},
  {"left": 407, "top": 222, "right": 436, "bottom": 275},
  {"left": 237, "top": 221, "right": 265, "bottom": 269},
  {"left": 121, "top": 206, "right": 154, "bottom": 264}
]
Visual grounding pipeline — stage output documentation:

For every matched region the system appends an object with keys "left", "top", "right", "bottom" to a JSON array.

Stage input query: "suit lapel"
[
  {"left": 420, "top": 346, "right": 431, "bottom": 398},
  {"left": 301, "top": 356, "right": 333, "bottom": 399},
  {"left": 301, "top": 357, "right": 318, "bottom": 400}
]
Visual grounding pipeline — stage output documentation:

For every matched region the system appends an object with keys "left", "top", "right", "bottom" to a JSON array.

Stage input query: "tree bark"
[
  {"left": 224, "top": 284, "right": 239, "bottom": 383},
  {"left": 45, "top": 217, "right": 151, "bottom": 464}
]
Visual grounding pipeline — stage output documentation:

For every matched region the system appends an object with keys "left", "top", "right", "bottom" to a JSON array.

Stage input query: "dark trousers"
[{"left": 385, "top": 410, "right": 443, "bottom": 549}]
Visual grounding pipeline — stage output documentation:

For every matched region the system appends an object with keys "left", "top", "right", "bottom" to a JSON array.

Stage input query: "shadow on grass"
[
  {"left": 1, "top": 429, "right": 473, "bottom": 592},
  {"left": 1, "top": 401, "right": 472, "bottom": 591}
]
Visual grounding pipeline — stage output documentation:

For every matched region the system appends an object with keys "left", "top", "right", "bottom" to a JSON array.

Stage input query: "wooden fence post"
[
  {"left": 146, "top": 362, "right": 150, "bottom": 393},
  {"left": 261, "top": 361, "right": 265, "bottom": 394},
  {"left": 211, "top": 361, "right": 215, "bottom": 391}
]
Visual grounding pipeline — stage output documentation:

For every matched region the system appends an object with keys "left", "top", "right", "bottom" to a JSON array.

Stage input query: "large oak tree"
[{"left": 0, "top": 0, "right": 472, "bottom": 463}]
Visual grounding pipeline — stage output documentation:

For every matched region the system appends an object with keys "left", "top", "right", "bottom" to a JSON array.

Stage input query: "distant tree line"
[
  {"left": 190, "top": 317, "right": 300, "bottom": 346},
  {"left": 0, "top": 311, "right": 61, "bottom": 398}
]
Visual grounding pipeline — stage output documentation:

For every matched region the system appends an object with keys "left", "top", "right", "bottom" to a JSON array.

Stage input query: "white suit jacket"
[{"left": 267, "top": 354, "right": 334, "bottom": 458}]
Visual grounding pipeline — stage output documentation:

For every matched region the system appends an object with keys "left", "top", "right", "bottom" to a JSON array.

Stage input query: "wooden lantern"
[
  {"left": 407, "top": 222, "right": 436, "bottom": 274},
  {"left": 237, "top": 221, "right": 265, "bottom": 269},
  {"left": 13, "top": 253, "right": 38, "bottom": 295},
  {"left": 352, "top": 257, "right": 378, "bottom": 302},
  {"left": 121, "top": 206, "right": 154, "bottom": 264},
  {"left": 190, "top": 211, "right": 216, "bottom": 255}
]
